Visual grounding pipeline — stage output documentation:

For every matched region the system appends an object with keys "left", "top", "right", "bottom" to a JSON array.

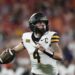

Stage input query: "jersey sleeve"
[{"left": 51, "top": 33, "right": 60, "bottom": 43}]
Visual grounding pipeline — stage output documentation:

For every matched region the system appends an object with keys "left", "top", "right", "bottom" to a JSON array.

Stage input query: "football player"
[{"left": 0, "top": 12, "right": 64, "bottom": 75}]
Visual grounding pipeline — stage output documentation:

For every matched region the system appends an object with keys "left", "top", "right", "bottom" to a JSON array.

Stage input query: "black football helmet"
[{"left": 29, "top": 12, "right": 49, "bottom": 32}]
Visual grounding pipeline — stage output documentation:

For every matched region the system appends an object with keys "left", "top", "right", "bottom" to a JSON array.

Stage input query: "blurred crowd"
[{"left": 0, "top": 0, "right": 75, "bottom": 75}]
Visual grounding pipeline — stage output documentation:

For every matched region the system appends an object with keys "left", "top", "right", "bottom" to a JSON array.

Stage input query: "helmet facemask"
[{"left": 33, "top": 21, "right": 48, "bottom": 35}]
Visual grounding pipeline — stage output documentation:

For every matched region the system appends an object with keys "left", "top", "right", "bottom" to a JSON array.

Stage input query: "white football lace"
[
  {"left": 0, "top": 58, "right": 3, "bottom": 63},
  {"left": 8, "top": 49, "right": 13, "bottom": 55}
]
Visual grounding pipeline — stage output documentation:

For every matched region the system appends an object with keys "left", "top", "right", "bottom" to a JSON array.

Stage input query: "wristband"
[{"left": 43, "top": 50, "right": 53, "bottom": 58}]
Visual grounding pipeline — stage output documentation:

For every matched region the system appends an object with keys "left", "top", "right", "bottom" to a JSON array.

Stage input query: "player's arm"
[
  {"left": 0, "top": 42, "right": 25, "bottom": 64},
  {"left": 50, "top": 42, "right": 63, "bottom": 61},
  {"left": 41, "top": 33, "right": 63, "bottom": 61},
  {"left": 50, "top": 33, "right": 63, "bottom": 60},
  {"left": 13, "top": 42, "right": 25, "bottom": 52}
]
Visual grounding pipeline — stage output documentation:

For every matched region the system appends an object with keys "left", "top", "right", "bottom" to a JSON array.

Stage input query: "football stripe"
[
  {"left": 51, "top": 36, "right": 60, "bottom": 39},
  {"left": 51, "top": 39, "right": 59, "bottom": 43}
]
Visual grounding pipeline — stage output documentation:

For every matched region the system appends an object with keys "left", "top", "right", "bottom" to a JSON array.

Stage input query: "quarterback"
[{"left": 0, "top": 12, "right": 63, "bottom": 75}]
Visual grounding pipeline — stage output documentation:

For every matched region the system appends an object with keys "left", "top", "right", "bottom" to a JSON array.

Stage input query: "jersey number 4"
[{"left": 33, "top": 49, "right": 40, "bottom": 63}]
